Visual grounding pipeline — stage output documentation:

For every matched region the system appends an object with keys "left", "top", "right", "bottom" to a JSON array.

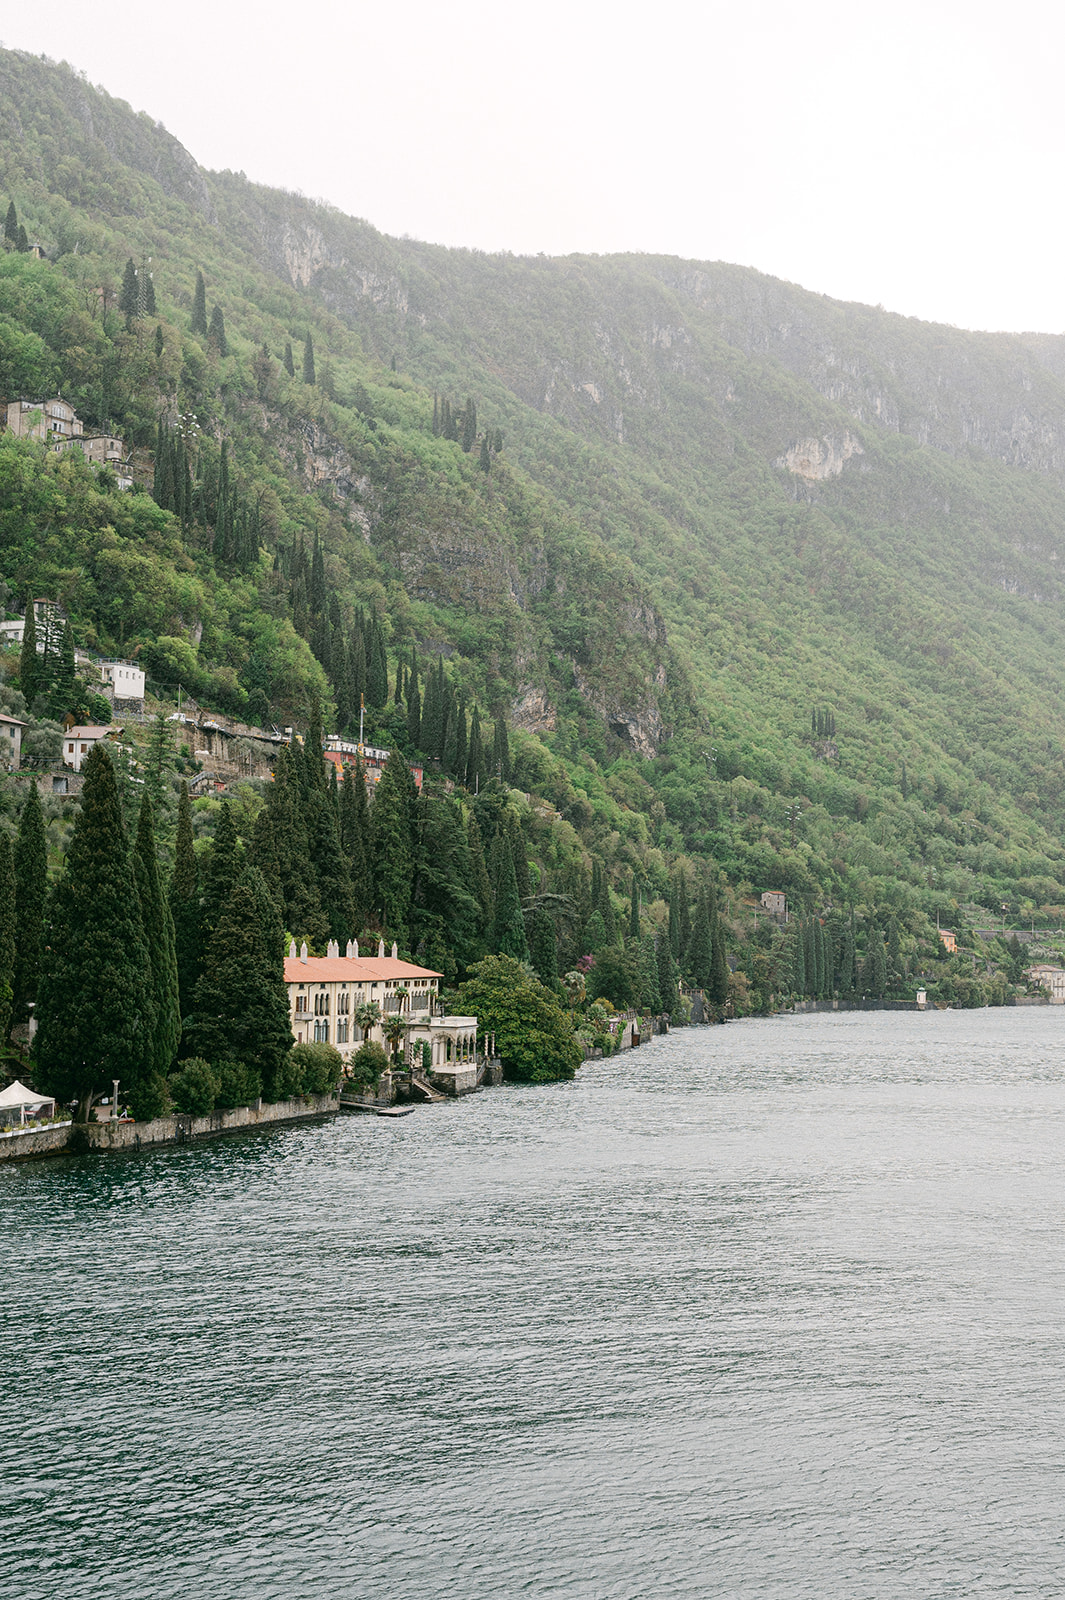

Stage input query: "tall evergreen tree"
[
  {"left": 462, "top": 398, "right": 477, "bottom": 453},
  {"left": 638, "top": 933, "right": 661, "bottom": 1015},
  {"left": 12, "top": 780, "right": 46, "bottom": 1028},
  {"left": 19, "top": 601, "right": 38, "bottom": 708},
  {"left": 466, "top": 810, "right": 493, "bottom": 932},
  {"left": 340, "top": 761, "right": 372, "bottom": 922},
  {"left": 372, "top": 752, "right": 417, "bottom": 939},
  {"left": 132, "top": 794, "right": 181, "bottom": 1078},
  {"left": 3, "top": 201, "right": 16, "bottom": 243},
  {"left": 466, "top": 706, "right": 485, "bottom": 791},
  {"left": 201, "top": 801, "right": 240, "bottom": 941},
  {"left": 597, "top": 869, "right": 618, "bottom": 947},
  {"left": 528, "top": 903, "right": 558, "bottom": 987},
  {"left": 491, "top": 831, "right": 529, "bottom": 961},
  {"left": 0, "top": 836, "right": 15, "bottom": 1047},
  {"left": 283, "top": 340, "right": 295, "bottom": 377},
  {"left": 119, "top": 257, "right": 139, "bottom": 323},
  {"left": 492, "top": 712, "right": 511, "bottom": 784},
  {"left": 656, "top": 935, "right": 679, "bottom": 1019},
  {"left": 303, "top": 333, "right": 316, "bottom": 386},
  {"left": 34, "top": 747, "right": 151, "bottom": 1115},
  {"left": 208, "top": 304, "right": 228, "bottom": 356},
  {"left": 191, "top": 270, "right": 208, "bottom": 336},
  {"left": 184, "top": 868, "right": 293, "bottom": 1098},
  {"left": 308, "top": 789, "right": 356, "bottom": 943},
  {"left": 707, "top": 883, "right": 729, "bottom": 1008},
  {"left": 169, "top": 782, "right": 202, "bottom": 1019},
  {"left": 50, "top": 620, "right": 75, "bottom": 719},
  {"left": 686, "top": 888, "right": 713, "bottom": 989},
  {"left": 628, "top": 875, "right": 640, "bottom": 941}
]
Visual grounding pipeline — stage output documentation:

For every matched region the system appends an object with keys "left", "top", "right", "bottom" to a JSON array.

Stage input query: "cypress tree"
[
  {"left": 16, "top": 225, "right": 28, "bottom": 253},
  {"left": 528, "top": 903, "right": 558, "bottom": 987},
  {"left": 668, "top": 878, "right": 680, "bottom": 958},
  {"left": 639, "top": 933, "right": 661, "bottom": 1014},
  {"left": 372, "top": 752, "right": 417, "bottom": 939},
  {"left": 154, "top": 323, "right": 164, "bottom": 359},
  {"left": 492, "top": 712, "right": 511, "bottom": 784},
  {"left": 132, "top": 794, "right": 181, "bottom": 1078},
  {"left": 208, "top": 304, "right": 228, "bottom": 357},
  {"left": 169, "top": 782, "right": 202, "bottom": 1019},
  {"left": 142, "top": 264, "right": 156, "bottom": 316},
  {"left": 308, "top": 789, "right": 356, "bottom": 943},
  {"left": 628, "top": 875, "right": 640, "bottom": 941},
  {"left": 340, "top": 762, "right": 372, "bottom": 922},
  {"left": 283, "top": 340, "right": 295, "bottom": 377},
  {"left": 839, "top": 912, "right": 856, "bottom": 997},
  {"left": 303, "top": 333, "right": 316, "bottom": 386},
  {"left": 707, "top": 883, "right": 729, "bottom": 1008},
  {"left": 791, "top": 919, "right": 806, "bottom": 995},
  {"left": 184, "top": 868, "right": 293, "bottom": 1098},
  {"left": 675, "top": 870, "right": 691, "bottom": 957},
  {"left": 656, "top": 935, "right": 679, "bottom": 1019},
  {"left": 12, "top": 780, "right": 46, "bottom": 1028},
  {"left": 367, "top": 617, "right": 388, "bottom": 709},
  {"left": 686, "top": 889, "right": 712, "bottom": 989},
  {"left": 119, "top": 258, "right": 139, "bottom": 323},
  {"left": 454, "top": 699, "right": 468, "bottom": 783},
  {"left": 491, "top": 832, "right": 529, "bottom": 961},
  {"left": 407, "top": 671, "right": 421, "bottom": 751},
  {"left": 3, "top": 201, "right": 16, "bottom": 243},
  {"left": 201, "top": 801, "right": 240, "bottom": 942},
  {"left": 250, "top": 806, "right": 284, "bottom": 920},
  {"left": 813, "top": 917, "right": 826, "bottom": 998},
  {"left": 51, "top": 621, "right": 75, "bottom": 720},
  {"left": 466, "top": 706, "right": 484, "bottom": 791},
  {"left": 191, "top": 270, "right": 208, "bottom": 336},
  {"left": 0, "top": 836, "right": 15, "bottom": 1046},
  {"left": 479, "top": 434, "right": 491, "bottom": 472},
  {"left": 467, "top": 810, "right": 493, "bottom": 932},
  {"left": 462, "top": 398, "right": 477, "bottom": 453},
  {"left": 597, "top": 870, "right": 618, "bottom": 947},
  {"left": 35, "top": 747, "right": 152, "bottom": 1115},
  {"left": 505, "top": 810, "right": 532, "bottom": 906},
  {"left": 19, "top": 601, "right": 38, "bottom": 708}
]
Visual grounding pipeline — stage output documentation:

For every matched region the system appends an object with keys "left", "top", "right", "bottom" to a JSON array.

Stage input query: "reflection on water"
[{"left": 5, "top": 1008, "right": 1065, "bottom": 1598}]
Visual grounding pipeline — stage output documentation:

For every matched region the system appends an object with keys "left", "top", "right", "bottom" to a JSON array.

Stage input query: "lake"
[{"left": 5, "top": 1008, "right": 1065, "bottom": 1598}]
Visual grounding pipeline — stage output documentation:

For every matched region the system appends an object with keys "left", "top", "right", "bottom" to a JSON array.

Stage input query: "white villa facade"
[
  {"left": 1026, "top": 963, "right": 1065, "bottom": 1002},
  {"left": 283, "top": 939, "right": 478, "bottom": 1072}
]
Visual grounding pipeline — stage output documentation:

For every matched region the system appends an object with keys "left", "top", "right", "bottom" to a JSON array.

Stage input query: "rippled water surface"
[{"left": 6, "top": 1009, "right": 1065, "bottom": 1598}]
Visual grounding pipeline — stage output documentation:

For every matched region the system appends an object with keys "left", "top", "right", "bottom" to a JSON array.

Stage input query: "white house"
[
  {"left": 0, "top": 714, "right": 25, "bottom": 771},
  {"left": 283, "top": 939, "right": 478, "bottom": 1073},
  {"left": 100, "top": 661, "right": 145, "bottom": 705},
  {"left": 63, "top": 725, "right": 118, "bottom": 773},
  {"left": 0, "top": 598, "right": 66, "bottom": 650}
]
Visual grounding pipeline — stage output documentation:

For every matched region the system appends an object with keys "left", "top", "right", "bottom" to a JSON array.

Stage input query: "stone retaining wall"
[{"left": 0, "top": 1094, "right": 339, "bottom": 1161}]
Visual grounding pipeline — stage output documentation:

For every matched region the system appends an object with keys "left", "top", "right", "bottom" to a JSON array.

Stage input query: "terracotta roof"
[
  {"left": 284, "top": 956, "right": 442, "bottom": 984},
  {"left": 65, "top": 726, "right": 114, "bottom": 739}
]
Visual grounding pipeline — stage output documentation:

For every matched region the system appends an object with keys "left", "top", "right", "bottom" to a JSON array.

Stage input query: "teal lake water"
[{"left": 5, "top": 1008, "right": 1065, "bottom": 1598}]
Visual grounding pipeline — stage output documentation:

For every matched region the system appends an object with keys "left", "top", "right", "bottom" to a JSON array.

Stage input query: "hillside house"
[
  {"left": 1026, "top": 963, "right": 1065, "bottom": 1002},
  {"left": 939, "top": 929, "right": 958, "bottom": 954},
  {"left": 0, "top": 714, "right": 24, "bottom": 771},
  {"left": 5, "top": 397, "right": 82, "bottom": 444},
  {"left": 323, "top": 738, "right": 424, "bottom": 791},
  {"left": 100, "top": 661, "right": 145, "bottom": 707},
  {"left": 63, "top": 725, "right": 121, "bottom": 773},
  {"left": 284, "top": 939, "right": 476, "bottom": 1071},
  {"left": 761, "top": 890, "right": 787, "bottom": 917}
]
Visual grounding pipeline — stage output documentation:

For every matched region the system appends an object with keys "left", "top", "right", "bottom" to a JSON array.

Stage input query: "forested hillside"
[{"left": 2, "top": 44, "right": 1065, "bottom": 1023}]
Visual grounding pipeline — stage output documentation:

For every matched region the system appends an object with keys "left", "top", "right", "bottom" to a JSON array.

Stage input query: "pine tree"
[
  {"left": 132, "top": 794, "right": 181, "bottom": 1077},
  {"left": 184, "top": 868, "right": 293, "bottom": 1097},
  {"left": 50, "top": 620, "right": 75, "bottom": 720},
  {"left": 169, "top": 782, "right": 203, "bottom": 1019},
  {"left": 208, "top": 304, "right": 228, "bottom": 357},
  {"left": 119, "top": 258, "right": 139, "bottom": 323},
  {"left": 303, "top": 333, "right": 316, "bottom": 386},
  {"left": 191, "top": 270, "right": 208, "bottom": 336},
  {"left": 3, "top": 201, "right": 16, "bottom": 243},
  {"left": 19, "top": 601, "right": 38, "bottom": 708},
  {"left": 141, "top": 261, "right": 156, "bottom": 316},
  {"left": 12, "top": 781, "right": 46, "bottom": 1028},
  {"left": 283, "top": 340, "right": 295, "bottom": 377},
  {"left": 34, "top": 746, "right": 152, "bottom": 1114}
]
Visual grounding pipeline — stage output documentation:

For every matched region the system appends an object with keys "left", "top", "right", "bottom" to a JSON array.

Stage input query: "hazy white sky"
[{"left": 4, "top": 0, "right": 1063, "bottom": 333}]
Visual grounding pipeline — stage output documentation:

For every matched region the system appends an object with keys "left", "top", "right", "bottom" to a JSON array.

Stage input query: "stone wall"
[{"left": 0, "top": 1095, "right": 338, "bottom": 1161}]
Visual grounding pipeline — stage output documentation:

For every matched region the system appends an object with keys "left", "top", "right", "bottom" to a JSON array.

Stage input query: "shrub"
[
  {"left": 288, "top": 1041, "right": 343, "bottom": 1095},
  {"left": 215, "top": 1060, "right": 263, "bottom": 1109},
  {"left": 128, "top": 1071, "right": 170, "bottom": 1122},
  {"left": 349, "top": 1041, "right": 389, "bottom": 1089},
  {"left": 169, "top": 1057, "right": 220, "bottom": 1116}
]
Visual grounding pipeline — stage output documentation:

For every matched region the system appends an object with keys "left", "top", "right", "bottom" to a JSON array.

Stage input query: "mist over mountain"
[{"left": 4, "top": 44, "right": 1065, "bottom": 1004}]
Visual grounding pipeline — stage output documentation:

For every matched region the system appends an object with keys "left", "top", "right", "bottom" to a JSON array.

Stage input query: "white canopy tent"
[{"left": 0, "top": 1079, "right": 56, "bottom": 1124}]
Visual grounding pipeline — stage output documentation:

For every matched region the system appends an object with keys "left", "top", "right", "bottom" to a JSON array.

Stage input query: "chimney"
[
  {"left": 391, "top": 941, "right": 398, "bottom": 960},
  {"left": 289, "top": 939, "right": 297, "bottom": 959},
  {"left": 377, "top": 938, "right": 385, "bottom": 958},
  {"left": 300, "top": 941, "right": 308, "bottom": 964},
  {"left": 345, "top": 940, "right": 353, "bottom": 958},
  {"left": 327, "top": 939, "right": 339, "bottom": 958}
]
